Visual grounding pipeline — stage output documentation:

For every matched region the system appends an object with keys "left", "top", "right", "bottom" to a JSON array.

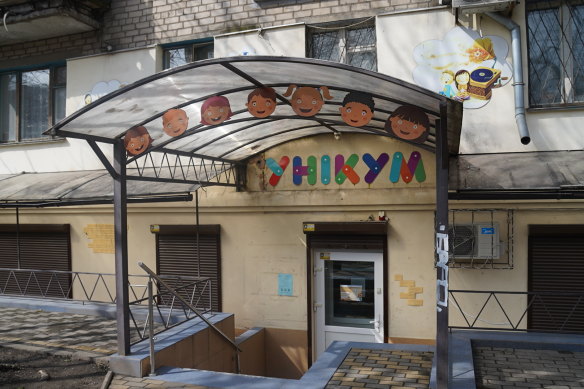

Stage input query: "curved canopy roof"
[{"left": 47, "top": 56, "right": 462, "bottom": 187}]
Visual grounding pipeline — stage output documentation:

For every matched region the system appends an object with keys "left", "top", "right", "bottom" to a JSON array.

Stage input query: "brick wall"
[{"left": 0, "top": 0, "right": 437, "bottom": 65}]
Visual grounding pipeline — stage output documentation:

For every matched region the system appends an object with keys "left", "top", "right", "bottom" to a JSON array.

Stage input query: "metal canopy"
[
  {"left": 450, "top": 150, "right": 584, "bottom": 199},
  {"left": 0, "top": 170, "right": 195, "bottom": 207},
  {"left": 46, "top": 56, "right": 462, "bottom": 188},
  {"left": 42, "top": 56, "right": 459, "bottom": 386}
]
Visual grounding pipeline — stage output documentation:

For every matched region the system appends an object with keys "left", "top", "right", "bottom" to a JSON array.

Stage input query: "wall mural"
[
  {"left": 413, "top": 26, "right": 512, "bottom": 109},
  {"left": 266, "top": 152, "right": 426, "bottom": 187},
  {"left": 83, "top": 80, "right": 127, "bottom": 106}
]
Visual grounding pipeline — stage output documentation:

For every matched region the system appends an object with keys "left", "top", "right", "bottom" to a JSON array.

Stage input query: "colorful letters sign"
[{"left": 264, "top": 151, "right": 426, "bottom": 187}]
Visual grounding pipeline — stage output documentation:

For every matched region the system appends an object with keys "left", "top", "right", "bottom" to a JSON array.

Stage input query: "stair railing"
[{"left": 138, "top": 262, "right": 241, "bottom": 374}]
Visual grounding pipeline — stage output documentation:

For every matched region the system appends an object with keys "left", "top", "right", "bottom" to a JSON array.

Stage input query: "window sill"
[
  {"left": 527, "top": 105, "right": 584, "bottom": 113},
  {"left": 0, "top": 137, "right": 67, "bottom": 148}
]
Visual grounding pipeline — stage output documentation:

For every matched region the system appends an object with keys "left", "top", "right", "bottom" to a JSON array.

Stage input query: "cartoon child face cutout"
[
  {"left": 247, "top": 87, "right": 277, "bottom": 118},
  {"left": 162, "top": 108, "right": 189, "bottom": 137},
  {"left": 339, "top": 91, "right": 375, "bottom": 127},
  {"left": 385, "top": 105, "right": 430, "bottom": 144},
  {"left": 283, "top": 85, "right": 333, "bottom": 117},
  {"left": 200, "top": 96, "right": 233, "bottom": 125},
  {"left": 124, "top": 126, "right": 153, "bottom": 155}
]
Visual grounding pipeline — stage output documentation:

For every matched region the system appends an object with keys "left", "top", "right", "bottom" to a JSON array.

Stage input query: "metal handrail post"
[
  {"left": 138, "top": 262, "right": 242, "bottom": 373},
  {"left": 148, "top": 279, "right": 156, "bottom": 376}
]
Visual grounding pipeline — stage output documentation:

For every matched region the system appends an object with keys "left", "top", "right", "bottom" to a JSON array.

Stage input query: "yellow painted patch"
[
  {"left": 400, "top": 280, "right": 415, "bottom": 287},
  {"left": 400, "top": 292, "right": 416, "bottom": 299},
  {"left": 408, "top": 299, "right": 424, "bottom": 306},
  {"left": 394, "top": 274, "right": 403, "bottom": 281},
  {"left": 84, "top": 224, "right": 115, "bottom": 254},
  {"left": 409, "top": 287, "right": 424, "bottom": 294}
]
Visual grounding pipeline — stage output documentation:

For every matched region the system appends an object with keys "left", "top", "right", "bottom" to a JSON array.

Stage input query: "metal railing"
[
  {"left": 128, "top": 270, "right": 213, "bottom": 343},
  {"left": 0, "top": 267, "right": 218, "bottom": 349},
  {"left": 450, "top": 289, "right": 584, "bottom": 334},
  {"left": 0, "top": 267, "right": 128, "bottom": 302},
  {"left": 138, "top": 262, "right": 241, "bottom": 374}
]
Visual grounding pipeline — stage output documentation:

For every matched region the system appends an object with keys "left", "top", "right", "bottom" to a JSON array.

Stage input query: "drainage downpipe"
[{"left": 485, "top": 12, "right": 531, "bottom": 145}]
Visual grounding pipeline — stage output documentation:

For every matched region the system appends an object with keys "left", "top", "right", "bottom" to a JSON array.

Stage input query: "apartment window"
[
  {"left": 308, "top": 20, "right": 377, "bottom": 72},
  {"left": 163, "top": 41, "right": 214, "bottom": 70},
  {"left": 527, "top": 0, "right": 584, "bottom": 107},
  {"left": 0, "top": 65, "right": 66, "bottom": 143}
]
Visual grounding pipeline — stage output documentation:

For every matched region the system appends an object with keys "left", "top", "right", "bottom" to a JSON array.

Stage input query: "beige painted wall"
[
  {"left": 376, "top": 7, "right": 584, "bottom": 154},
  {"left": 2, "top": 134, "right": 584, "bottom": 339}
]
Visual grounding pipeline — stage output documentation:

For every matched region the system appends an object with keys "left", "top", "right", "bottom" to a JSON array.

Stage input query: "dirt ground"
[{"left": 0, "top": 345, "right": 108, "bottom": 388}]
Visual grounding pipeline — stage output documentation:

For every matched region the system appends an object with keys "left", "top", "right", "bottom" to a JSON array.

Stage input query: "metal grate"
[
  {"left": 526, "top": 0, "right": 584, "bottom": 107},
  {"left": 307, "top": 19, "right": 377, "bottom": 72}
]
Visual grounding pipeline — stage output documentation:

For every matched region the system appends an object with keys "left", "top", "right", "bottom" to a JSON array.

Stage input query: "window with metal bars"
[
  {"left": 307, "top": 19, "right": 377, "bottom": 72},
  {"left": 0, "top": 65, "right": 66, "bottom": 143},
  {"left": 526, "top": 0, "right": 584, "bottom": 107},
  {"left": 163, "top": 40, "right": 214, "bottom": 70}
]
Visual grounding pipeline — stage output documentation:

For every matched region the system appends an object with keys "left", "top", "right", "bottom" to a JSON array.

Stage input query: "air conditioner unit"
[
  {"left": 451, "top": 0, "right": 516, "bottom": 14},
  {"left": 448, "top": 223, "right": 500, "bottom": 259}
]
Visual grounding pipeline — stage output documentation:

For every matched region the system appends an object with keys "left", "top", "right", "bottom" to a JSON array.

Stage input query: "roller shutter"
[
  {"left": 155, "top": 225, "right": 221, "bottom": 312},
  {"left": 0, "top": 225, "right": 71, "bottom": 298},
  {"left": 528, "top": 225, "right": 584, "bottom": 333}
]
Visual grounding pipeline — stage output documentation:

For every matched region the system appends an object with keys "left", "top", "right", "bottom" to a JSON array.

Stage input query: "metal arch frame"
[{"left": 44, "top": 56, "right": 457, "bottom": 388}]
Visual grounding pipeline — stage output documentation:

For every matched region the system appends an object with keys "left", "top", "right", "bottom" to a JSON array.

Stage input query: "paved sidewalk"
[
  {"left": 473, "top": 346, "right": 584, "bottom": 389},
  {"left": 109, "top": 374, "right": 211, "bottom": 388},
  {"left": 325, "top": 348, "right": 433, "bottom": 389},
  {"left": 0, "top": 306, "right": 143, "bottom": 360}
]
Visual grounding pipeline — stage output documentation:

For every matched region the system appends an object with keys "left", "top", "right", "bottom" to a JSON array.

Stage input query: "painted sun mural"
[{"left": 413, "top": 26, "right": 513, "bottom": 109}]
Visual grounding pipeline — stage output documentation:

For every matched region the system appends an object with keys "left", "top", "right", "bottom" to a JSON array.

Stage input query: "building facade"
[{"left": 1, "top": 0, "right": 583, "bottom": 379}]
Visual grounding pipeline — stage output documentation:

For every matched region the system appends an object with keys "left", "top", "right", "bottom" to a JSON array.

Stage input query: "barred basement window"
[
  {"left": 527, "top": 0, "right": 584, "bottom": 107},
  {"left": 307, "top": 19, "right": 377, "bottom": 72}
]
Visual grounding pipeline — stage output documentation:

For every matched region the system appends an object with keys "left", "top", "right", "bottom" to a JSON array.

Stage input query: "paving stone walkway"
[
  {"left": 473, "top": 346, "right": 584, "bottom": 389},
  {"left": 0, "top": 306, "right": 160, "bottom": 360},
  {"left": 325, "top": 348, "right": 433, "bottom": 389},
  {"left": 109, "top": 374, "right": 211, "bottom": 388}
]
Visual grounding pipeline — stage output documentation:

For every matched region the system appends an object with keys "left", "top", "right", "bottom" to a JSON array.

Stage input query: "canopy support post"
[
  {"left": 15, "top": 206, "right": 21, "bottom": 269},
  {"left": 435, "top": 106, "right": 450, "bottom": 389},
  {"left": 195, "top": 190, "right": 201, "bottom": 279},
  {"left": 113, "top": 139, "right": 131, "bottom": 356}
]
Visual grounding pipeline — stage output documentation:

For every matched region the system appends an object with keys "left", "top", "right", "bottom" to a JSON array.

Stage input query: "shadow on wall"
[{"left": 265, "top": 327, "right": 308, "bottom": 379}]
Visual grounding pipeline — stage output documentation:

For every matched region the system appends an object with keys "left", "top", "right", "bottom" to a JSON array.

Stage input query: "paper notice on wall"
[{"left": 340, "top": 285, "right": 363, "bottom": 302}]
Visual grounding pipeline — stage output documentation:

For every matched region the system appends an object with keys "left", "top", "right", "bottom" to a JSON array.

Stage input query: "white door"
[{"left": 314, "top": 250, "right": 384, "bottom": 358}]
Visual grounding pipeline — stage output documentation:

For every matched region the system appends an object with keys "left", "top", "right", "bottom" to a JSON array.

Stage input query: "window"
[
  {"left": 307, "top": 19, "right": 377, "bottom": 72},
  {"left": 527, "top": 0, "right": 584, "bottom": 107},
  {"left": 0, "top": 65, "right": 66, "bottom": 143},
  {"left": 155, "top": 225, "right": 222, "bottom": 312},
  {"left": 163, "top": 41, "right": 214, "bottom": 70}
]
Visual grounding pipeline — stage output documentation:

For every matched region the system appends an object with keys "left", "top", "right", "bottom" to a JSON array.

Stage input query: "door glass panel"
[{"left": 324, "top": 260, "right": 374, "bottom": 328}]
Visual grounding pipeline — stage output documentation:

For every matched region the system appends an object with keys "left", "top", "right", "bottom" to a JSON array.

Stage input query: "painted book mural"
[{"left": 413, "top": 26, "right": 512, "bottom": 109}]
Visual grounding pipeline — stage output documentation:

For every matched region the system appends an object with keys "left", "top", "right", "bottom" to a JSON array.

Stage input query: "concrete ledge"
[
  {"left": 109, "top": 313, "right": 234, "bottom": 377},
  {"left": 0, "top": 295, "right": 119, "bottom": 319},
  {"left": 443, "top": 330, "right": 584, "bottom": 389}
]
